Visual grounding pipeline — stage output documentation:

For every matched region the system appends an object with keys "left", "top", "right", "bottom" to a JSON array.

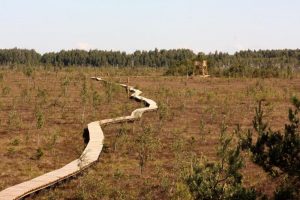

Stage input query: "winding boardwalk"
[{"left": 0, "top": 77, "right": 158, "bottom": 200}]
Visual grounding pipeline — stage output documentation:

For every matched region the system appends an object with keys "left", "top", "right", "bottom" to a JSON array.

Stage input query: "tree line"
[
  {"left": 0, "top": 48, "right": 299, "bottom": 75},
  {"left": 206, "top": 50, "right": 300, "bottom": 78},
  {"left": 0, "top": 48, "right": 195, "bottom": 67}
]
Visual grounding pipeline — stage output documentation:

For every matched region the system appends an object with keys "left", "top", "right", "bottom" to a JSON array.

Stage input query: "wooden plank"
[{"left": 0, "top": 77, "right": 158, "bottom": 200}]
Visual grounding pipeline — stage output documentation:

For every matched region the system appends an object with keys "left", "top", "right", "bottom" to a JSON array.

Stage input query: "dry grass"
[{"left": 0, "top": 66, "right": 299, "bottom": 199}]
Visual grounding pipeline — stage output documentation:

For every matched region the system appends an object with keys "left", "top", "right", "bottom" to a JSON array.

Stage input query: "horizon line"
[{"left": 1, "top": 47, "right": 300, "bottom": 56}]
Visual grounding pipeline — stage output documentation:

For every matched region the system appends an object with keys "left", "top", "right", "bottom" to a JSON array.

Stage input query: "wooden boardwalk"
[{"left": 0, "top": 77, "right": 158, "bottom": 200}]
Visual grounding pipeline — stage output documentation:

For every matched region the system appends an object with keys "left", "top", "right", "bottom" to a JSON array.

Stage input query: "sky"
[{"left": 0, "top": 0, "right": 299, "bottom": 54}]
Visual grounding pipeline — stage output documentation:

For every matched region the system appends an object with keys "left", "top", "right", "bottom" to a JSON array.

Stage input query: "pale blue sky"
[{"left": 0, "top": 0, "right": 299, "bottom": 54}]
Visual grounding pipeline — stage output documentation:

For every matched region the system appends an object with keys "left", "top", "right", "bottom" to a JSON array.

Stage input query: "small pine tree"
[
  {"left": 240, "top": 97, "right": 300, "bottom": 199},
  {"left": 135, "top": 125, "right": 159, "bottom": 175},
  {"left": 241, "top": 98, "right": 300, "bottom": 176},
  {"left": 35, "top": 108, "right": 45, "bottom": 146},
  {"left": 80, "top": 77, "right": 89, "bottom": 123},
  {"left": 60, "top": 76, "right": 70, "bottom": 97},
  {"left": 185, "top": 123, "right": 257, "bottom": 200}
]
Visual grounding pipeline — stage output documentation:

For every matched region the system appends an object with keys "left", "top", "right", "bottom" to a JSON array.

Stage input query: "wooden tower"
[{"left": 194, "top": 60, "right": 209, "bottom": 77}]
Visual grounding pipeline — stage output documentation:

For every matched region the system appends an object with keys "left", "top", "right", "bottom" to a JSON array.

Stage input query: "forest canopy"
[{"left": 0, "top": 48, "right": 299, "bottom": 72}]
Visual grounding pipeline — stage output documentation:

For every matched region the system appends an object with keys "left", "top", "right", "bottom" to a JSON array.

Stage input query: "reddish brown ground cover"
[{"left": 0, "top": 67, "right": 299, "bottom": 199}]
